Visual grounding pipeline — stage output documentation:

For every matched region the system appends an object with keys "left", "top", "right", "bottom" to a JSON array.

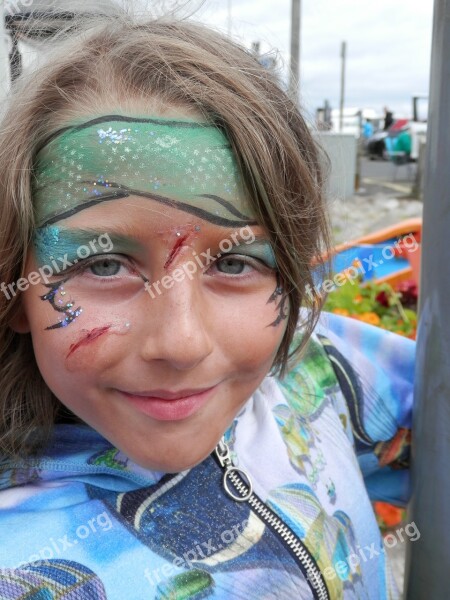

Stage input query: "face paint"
[
  {"left": 65, "top": 322, "right": 132, "bottom": 372},
  {"left": 41, "top": 252, "right": 151, "bottom": 331},
  {"left": 267, "top": 273, "right": 288, "bottom": 327},
  {"left": 41, "top": 278, "right": 83, "bottom": 330},
  {"left": 66, "top": 325, "right": 111, "bottom": 358},
  {"left": 33, "top": 115, "right": 256, "bottom": 229},
  {"left": 225, "top": 240, "right": 277, "bottom": 269},
  {"left": 33, "top": 226, "right": 142, "bottom": 270},
  {"left": 164, "top": 233, "right": 191, "bottom": 270}
]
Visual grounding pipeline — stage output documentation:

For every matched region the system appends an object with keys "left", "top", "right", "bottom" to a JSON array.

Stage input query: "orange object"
[
  {"left": 407, "top": 247, "right": 421, "bottom": 285},
  {"left": 374, "top": 501, "right": 405, "bottom": 529},
  {"left": 356, "top": 312, "right": 381, "bottom": 326},
  {"left": 332, "top": 308, "right": 350, "bottom": 316}
]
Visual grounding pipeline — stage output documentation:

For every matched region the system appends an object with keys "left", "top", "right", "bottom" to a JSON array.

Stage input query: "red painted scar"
[
  {"left": 164, "top": 234, "right": 190, "bottom": 269},
  {"left": 66, "top": 326, "right": 111, "bottom": 359}
]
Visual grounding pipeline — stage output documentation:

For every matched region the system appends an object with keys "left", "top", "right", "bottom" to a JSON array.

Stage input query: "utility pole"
[
  {"left": 339, "top": 41, "right": 346, "bottom": 132},
  {"left": 405, "top": 0, "right": 450, "bottom": 596},
  {"left": 289, "top": 0, "right": 301, "bottom": 105}
]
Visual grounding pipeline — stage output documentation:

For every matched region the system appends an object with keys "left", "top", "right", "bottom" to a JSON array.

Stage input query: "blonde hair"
[{"left": 0, "top": 5, "right": 330, "bottom": 462}]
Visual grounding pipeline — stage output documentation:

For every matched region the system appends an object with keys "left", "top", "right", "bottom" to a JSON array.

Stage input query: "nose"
[{"left": 138, "top": 276, "right": 214, "bottom": 370}]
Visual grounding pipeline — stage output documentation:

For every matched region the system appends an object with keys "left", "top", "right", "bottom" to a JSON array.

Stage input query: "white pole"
[
  {"left": 339, "top": 41, "right": 346, "bottom": 133},
  {"left": 289, "top": 0, "right": 301, "bottom": 104}
]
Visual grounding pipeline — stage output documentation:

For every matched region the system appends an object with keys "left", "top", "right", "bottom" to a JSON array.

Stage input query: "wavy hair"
[{"left": 0, "top": 2, "right": 330, "bottom": 462}]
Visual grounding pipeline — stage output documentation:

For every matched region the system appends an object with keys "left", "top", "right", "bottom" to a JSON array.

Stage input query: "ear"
[{"left": 8, "top": 302, "right": 31, "bottom": 334}]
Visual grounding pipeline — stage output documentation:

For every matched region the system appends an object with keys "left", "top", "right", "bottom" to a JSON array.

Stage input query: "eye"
[
  {"left": 215, "top": 256, "right": 247, "bottom": 275},
  {"left": 89, "top": 258, "right": 122, "bottom": 277}
]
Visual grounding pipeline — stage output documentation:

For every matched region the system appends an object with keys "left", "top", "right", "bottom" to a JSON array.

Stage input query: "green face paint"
[
  {"left": 227, "top": 240, "right": 277, "bottom": 269},
  {"left": 33, "top": 226, "right": 141, "bottom": 269},
  {"left": 33, "top": 115, "right": 255, "bottom": 229}
]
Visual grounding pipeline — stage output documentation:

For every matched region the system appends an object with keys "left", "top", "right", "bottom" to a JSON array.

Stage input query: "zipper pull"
[{"left": 215, "top": 439, "right": 253, "bottom": 503}]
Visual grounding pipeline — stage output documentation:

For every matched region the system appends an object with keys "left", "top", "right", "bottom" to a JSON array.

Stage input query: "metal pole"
[
  {"left": 405, "top": 0, "right": 450, "bottom": 596},
  {"left": 289, "top": 0, "right": 300, "bottom": 104},
  {"left": 339, "top": 41, "right": 346, "bottom": 133}
]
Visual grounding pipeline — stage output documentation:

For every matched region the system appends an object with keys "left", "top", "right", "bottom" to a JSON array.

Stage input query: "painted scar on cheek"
[
  {"left": 66, "top": 325, "right": 111, "bottom": 359},
  {"left": 65, "top": 322, "right": 131, "bottom": 368},
  {"left": 267, "top": 273, "right": 288, "bottom": 328},
  {"left": 41, "top": 278, "right": 83, "bottom": 330}
]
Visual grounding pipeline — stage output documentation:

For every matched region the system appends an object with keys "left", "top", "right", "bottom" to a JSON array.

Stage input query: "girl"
[{"left": 0, "top": 6, "right": 414, "bottom": 599}]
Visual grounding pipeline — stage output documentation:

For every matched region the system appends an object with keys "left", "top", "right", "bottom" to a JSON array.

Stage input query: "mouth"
[{"left": 118, "top": 385, "right": 218, "bottom": 421}]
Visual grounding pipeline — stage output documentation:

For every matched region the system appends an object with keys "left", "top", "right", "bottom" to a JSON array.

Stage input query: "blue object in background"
[{"left": 315, "top": 237, "right": 410, "bottom": 287}]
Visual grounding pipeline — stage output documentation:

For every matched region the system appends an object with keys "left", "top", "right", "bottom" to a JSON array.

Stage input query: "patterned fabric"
[
  {"left": 0, "top": 561, "right": 107, "bottom": 599},
  {"left": 0, "top": 313, "right": 414, "bottom": 599}
]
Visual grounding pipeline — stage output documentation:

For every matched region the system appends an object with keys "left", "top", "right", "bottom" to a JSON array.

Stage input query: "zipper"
[{"left": 214, "top": 440, "right": 330, "bottom": 600}]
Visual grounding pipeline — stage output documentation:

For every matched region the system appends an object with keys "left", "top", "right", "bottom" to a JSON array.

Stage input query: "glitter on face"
[
  {"left": 115, "top": 322, "right": 131, "bottom": 334},
  {"left": 41, "top": 280, "right": 83, "bottom": 330},
  {"left": 33, "top": 115, "right": 255, "bottom": 229}
]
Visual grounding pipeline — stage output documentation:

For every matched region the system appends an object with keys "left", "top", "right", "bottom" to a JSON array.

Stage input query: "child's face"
[{"left": 17, "top": 113, "right": 288, "bottom": 472}]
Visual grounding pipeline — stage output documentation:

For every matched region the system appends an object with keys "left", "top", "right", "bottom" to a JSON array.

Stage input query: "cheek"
[
  {"left": 213, "top": 288, "right": 289, "bottom": 374},
  {"left": 22, "top": 284, "right": 122, "bottom": 383}
]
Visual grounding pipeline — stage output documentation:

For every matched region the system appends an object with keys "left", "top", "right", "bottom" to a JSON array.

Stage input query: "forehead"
[{"left": 32, "top": 114, "right": 254, "bottom": 229}]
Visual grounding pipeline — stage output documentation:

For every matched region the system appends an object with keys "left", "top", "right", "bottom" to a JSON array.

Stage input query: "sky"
[{"left": 160, "top": 0, "right": 434, "bottom": 120}]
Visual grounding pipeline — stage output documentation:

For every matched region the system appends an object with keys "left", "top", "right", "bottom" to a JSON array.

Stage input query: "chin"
[{"left": 128, "top": 440, "right": 218, "bottom": 474}]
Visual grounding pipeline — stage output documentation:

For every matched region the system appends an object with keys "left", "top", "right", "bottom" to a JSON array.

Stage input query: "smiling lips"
[{"left": 119, "top": 386, "right": 218, "bottom": 421}]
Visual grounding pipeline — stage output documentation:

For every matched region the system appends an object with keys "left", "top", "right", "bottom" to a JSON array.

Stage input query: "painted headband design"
[{"left": 32, "top": 115, "right": 256, "bottom": 229}]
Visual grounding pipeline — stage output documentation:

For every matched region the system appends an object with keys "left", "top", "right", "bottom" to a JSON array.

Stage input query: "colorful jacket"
[{"left": 0, "top": 313, "right": 414, "bottom": 599}]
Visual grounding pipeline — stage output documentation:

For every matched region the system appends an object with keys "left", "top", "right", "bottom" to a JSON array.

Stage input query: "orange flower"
[
  {"left": 353, "top": 294, "right": 363, "bottom": 304},
  {"left": 332, "top": 308, "right": 350, "bottom": 316},
  {"left": 374, "top": 501, "right": 405, "bottom": 529},
  {"left": 358, "top": 312, "right": 380, "bottom": 326}
]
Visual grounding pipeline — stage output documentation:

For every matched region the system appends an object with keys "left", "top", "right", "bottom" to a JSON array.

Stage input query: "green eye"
[{"left": 89, "top": 259, "right": 121, "bottom": 276}]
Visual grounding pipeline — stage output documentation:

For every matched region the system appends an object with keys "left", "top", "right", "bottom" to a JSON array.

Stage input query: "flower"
[
  {"left": 374, "top": 501, "right": 406, "bottom": 529},
  {"left": 323, "top": 276, "right": 417, "bottom": 340},
  {"left": 356, "top": 312, "right": 381, "bottom": 326},
  {"left": 332, "top": 308, "right": 350, "bottom": 316},
  {"left": 375, "top": 291, "right": 389, "bottom": 307},
  {"left": 397, "top": 280, "right": 418, "bottom": 308}
]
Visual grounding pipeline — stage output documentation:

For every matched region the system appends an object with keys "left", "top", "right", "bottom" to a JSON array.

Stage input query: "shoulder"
[{"left": 268, "top": 311, "right": 415, "bottom": 440}]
